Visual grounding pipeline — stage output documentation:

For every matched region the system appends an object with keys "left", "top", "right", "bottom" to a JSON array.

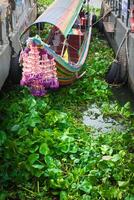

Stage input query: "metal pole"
[
  {"left": 115, "top": 0, "right": 118, "bottom": 14},
  {"left": 0, "top": 7, "right": 3, "bottom": 45},
  {"left": 118, "top": 0, "right": 122, "bottom": 18},
  {"left": 126, "top": 0, "right": 130, "bottom": 26}
]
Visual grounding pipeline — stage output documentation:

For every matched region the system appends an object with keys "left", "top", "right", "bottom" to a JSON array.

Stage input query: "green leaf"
[
  {"left": 60, "top": 143, "right": 70, "bottom": 153},
  {"left": 45, "top": 168, "right": 62, "bottom": 177},
  {"left": 100, "top": 145, "right": 112, "bottom": 155},
  {"left": 118, "top": 181, "right": 129, "bottom": 187},
  {"left": 28, "top": 153, "right": 39, "bottom": 165},
  {"left": 45, "top": 155, "right": 54, "bottom": 166},
  {"left": 32, "top": 164, "right": 44, "bottom": 169},
  {"left": 29, "top": 98, "right": 37, "bottom": 108},
  {"left": 0, "top": 192, "right": 8, "bottom": 200},
  {"left": 112, "top": 154, "right": 120, "bottom": 162},
  {"left": 34, "top": 170, "right": 44, "bottom": 178},
  {"left": 30, "top": 145, "right": 39, "bottom": 153},
  {"left": 11, "top": 124, "right": 20, "bottom": 132},
  {"left": 39, "top": 143, "right": 49, "bottom": 155},
  {"left": 82, "top": 194, "right": 91, "bottom": 200},
  {"left": 79, "top": 180, "right": 92, "bottom": 194},
  {"left": 18, "top": 128, "right": 29, "bottom": 137},
  {"left": 0, "top": 131, "right": 7, "bottom": 145},
  {"left": 125, "top": 195, "right": 134, "bottom": 200},
  {"left": 119, "top": 150, "right": 126, "bottom": 157},
  {"left": 60, "top": 191, "right": 68, "bottom": 200},
  {"left": 70, "top": 145, "right": 78, "bottom": 153}
]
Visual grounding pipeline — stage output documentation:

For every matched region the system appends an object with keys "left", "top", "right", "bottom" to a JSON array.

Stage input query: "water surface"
[{"left": 83, "top": 104, "right": 124, "bottom": 133}]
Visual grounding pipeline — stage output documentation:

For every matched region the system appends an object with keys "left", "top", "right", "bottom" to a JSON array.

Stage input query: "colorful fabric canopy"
[{"left": 33, "top": 0, "right": 84, "bottom": 37}]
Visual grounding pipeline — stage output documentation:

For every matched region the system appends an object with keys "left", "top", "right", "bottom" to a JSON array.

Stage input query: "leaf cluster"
[{"left": 0, "top": 30, "right": 134, "bottom": 200}]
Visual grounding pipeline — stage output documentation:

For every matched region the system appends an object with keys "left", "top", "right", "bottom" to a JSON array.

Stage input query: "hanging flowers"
[{"left": 20, "top": 36, "right": 59, "bottom": 96}]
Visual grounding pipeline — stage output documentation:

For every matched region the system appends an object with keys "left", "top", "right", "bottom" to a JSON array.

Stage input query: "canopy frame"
[{"left": 20, "top": 0, "right": 85, "bottom": 40}]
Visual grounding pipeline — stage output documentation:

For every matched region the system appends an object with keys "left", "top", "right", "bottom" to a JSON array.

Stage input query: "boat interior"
[{"left": 28, "top": 9, "right": 89, "bottom": 65}]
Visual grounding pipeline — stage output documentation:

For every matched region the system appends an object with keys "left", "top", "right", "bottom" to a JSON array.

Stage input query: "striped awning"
[{"left": 33, "top": 0, "right": 85, "bottom": 37}]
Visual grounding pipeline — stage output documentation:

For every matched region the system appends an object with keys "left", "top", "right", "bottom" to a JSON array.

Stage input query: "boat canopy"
[{"left": 32, "top": 0, "right": 85, "bottom": 37}]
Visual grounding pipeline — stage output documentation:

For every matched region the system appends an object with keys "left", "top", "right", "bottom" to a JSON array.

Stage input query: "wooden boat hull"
[{"left": 56, "top": 63, "right": 76, "bottom": 85}]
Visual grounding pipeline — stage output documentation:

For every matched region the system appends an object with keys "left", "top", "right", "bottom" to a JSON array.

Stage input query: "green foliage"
[
  {"left": 0, "top": 30, "right": 134, "bottom": 200},
  {"left": 37, "top": 0, "right": 54, "bottom": 7},
  {"left": 37, "top": 0, "right": 54, "bottom": 11}
]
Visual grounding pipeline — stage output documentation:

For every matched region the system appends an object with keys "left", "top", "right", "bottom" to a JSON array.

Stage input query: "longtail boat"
[{"left": 19, "top": 0, "right": 93, "bottom": 96}]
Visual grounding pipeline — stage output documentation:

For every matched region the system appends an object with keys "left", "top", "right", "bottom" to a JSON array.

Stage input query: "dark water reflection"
[{"left": 111, "top": 85, "right": 134, "bottom": 111}]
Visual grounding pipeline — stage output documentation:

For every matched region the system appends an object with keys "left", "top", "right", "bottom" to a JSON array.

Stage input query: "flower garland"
[{"left": 20, "top": 36, "right": 59, "bottom": 96}]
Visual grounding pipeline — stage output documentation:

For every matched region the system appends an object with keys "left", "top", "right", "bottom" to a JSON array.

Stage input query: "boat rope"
[
  {"left": 92, "top": 7, "right": 112, "bottom": 27},
  {"left": 115, "top": 29, "right": 130, "bottom": 62},
  {"left": 61, "top": 42, "right": 79, "bottom": 53}
]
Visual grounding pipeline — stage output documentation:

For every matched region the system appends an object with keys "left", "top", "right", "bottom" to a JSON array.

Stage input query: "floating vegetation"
[{"left": 0, "top": 28, "right": 134, "bottom": 200}]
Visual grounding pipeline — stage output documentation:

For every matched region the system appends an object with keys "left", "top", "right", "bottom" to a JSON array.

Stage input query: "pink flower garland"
[{"left": 20, "top": 37, "right": 59, "bottom": 96}]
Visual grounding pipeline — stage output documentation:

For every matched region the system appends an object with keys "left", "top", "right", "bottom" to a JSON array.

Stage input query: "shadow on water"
[{"left": 111, "top": 84, "right": 134, "bottom": 111}]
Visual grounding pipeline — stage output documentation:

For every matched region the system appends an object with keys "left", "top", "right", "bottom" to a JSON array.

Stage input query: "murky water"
[
  {"left": 112, "top": 85, "right": 134, "bottom": 111},
  {"left": 83, "top": 104, "right": 124, "bottom": 133},
  {"left": 83, "top": 84, "right": 134, "bottom": 133}
]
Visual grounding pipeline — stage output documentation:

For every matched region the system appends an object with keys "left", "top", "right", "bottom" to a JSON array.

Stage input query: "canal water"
[
  {"left": 83, "top": 103, "right": 124, "bottom": 133},
  {"left": 112, "top": 85, "right": 134, "bottom": 110},
  {"left": 82, "top": 0, "right": 134, "bottom": 133},
  {"left": 83, "top": 84, "right": 134, "bottom": 133}
]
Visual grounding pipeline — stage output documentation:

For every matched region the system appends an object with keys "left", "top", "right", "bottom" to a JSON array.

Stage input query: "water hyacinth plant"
[{"left": 0, "top": 21, "right": 134, "bottom": 200}]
